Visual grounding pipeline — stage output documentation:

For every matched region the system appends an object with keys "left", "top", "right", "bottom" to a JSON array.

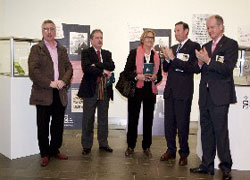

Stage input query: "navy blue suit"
[
  {"left": 163, "top": 39, "right": 200, "bottom": 157},
  {"left": 195, "top": 35, "right": 238, "bottom": 173}
]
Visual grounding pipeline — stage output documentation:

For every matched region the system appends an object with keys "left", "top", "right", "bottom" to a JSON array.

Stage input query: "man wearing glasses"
[{"left": 28, "top": 20, "right": 73, "bottom": 167}]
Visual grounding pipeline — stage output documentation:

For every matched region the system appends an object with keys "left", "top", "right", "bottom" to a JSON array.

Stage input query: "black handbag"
[{"left": 115, "top": 71, "right": 135, "bottom": 98}]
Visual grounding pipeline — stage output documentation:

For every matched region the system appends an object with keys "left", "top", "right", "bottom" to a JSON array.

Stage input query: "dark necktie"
[
  {"left": 176, "top": 43, "right": 182, "bottom": 53},
  {"left": 97, "top": 50, "right": 101, "bottom": 62},
  {"left": 96, "top": 50, "right": 101, "bottom": 83}
]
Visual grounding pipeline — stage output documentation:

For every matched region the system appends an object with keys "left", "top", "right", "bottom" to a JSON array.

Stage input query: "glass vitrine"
[
  {"left": 234, "top": 46, "right": 250, "bottom": 85},
  {"left": 0, "top": 37, "right": 40, "bottom": 77}
]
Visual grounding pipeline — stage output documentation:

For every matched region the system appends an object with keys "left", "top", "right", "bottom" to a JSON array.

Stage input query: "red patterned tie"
[
  {"left": 97, "top": 50, "right": 101, "bottom": 62},
  {"left": 96, "top": 50, "right": 101, "bottom": 83},
  {"left": 96, "top": 50, "right": 105, "bottom": 100}
]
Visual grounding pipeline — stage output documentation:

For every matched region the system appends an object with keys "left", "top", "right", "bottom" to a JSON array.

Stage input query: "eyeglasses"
[
  {"left": 43, "top": 28, "right": 55, "bottom": 33},
  {"left": 145, "top": 36, "right": 154, "bottom": 39}
]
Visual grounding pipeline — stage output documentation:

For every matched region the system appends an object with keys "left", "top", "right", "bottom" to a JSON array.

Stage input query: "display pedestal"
[
  {"left": 196, "top": 86, "right": 250, "bottom": 170},
  {"left": 0, "top": 76, "right": 39, "bottom": 159}
]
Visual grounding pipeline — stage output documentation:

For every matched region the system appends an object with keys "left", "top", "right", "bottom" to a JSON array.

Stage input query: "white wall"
[
  {"left": 0, "top": 0, "right": 3, "bottom": 36},
  {"left": 1, "top": 0, "right": 250, "bottom": 121}
]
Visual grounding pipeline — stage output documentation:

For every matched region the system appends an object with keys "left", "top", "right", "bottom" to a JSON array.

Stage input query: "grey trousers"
[{"left": 81, "top": 87, "right": 110, "bottom": 149}]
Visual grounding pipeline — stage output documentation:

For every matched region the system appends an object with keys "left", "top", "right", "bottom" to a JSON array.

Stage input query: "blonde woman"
[{"left": 123, "top": 30, "right": 162, "bottom": 157}]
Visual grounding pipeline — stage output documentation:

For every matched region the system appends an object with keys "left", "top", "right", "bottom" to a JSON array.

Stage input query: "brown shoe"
[
  {"left": 143, "top": 148, "right": 152, "bottom": 158},
  {"left": 41, "top": 156, "right": 50, "bottom": 167},
  {"left": 55, "top": 153, "right": 68, "bottom": 160},
  {"left": 179, "top": 156, "right": 187, "bottom": 166},
  {"left": 160, "top": 150, "right": 176, "bottom": 161},
  {"left": 125, "top": 147, "right": 134, "bottom": 156}
]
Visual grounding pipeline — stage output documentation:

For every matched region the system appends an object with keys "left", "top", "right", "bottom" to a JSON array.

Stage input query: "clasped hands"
[
  {"left": 136, "top": 74, "right": 157, "bottom": 82},
  {"left": 160, "top": 46, "right": 175, "bottom": 60},
  {"left": 50, "top": 80, "right": 66, "bottom": 90},
  {"left": 195, "top": 47, "right": 211, "bottom": 66},
  {"left": 103, "top": 69, "right": 112, "bottom": 78}
]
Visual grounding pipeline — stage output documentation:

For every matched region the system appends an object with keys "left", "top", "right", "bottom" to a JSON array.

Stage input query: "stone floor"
[{"left": 0, "top": 123, "right": 249, "bottom": 180}]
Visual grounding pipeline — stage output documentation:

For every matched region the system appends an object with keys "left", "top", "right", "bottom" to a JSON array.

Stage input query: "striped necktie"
[
  {"left": 176, "top": 43, "right": 182, "bottom": 53},
  {"left": 96, "top": 50, "right": 106, "bottom": 100}
]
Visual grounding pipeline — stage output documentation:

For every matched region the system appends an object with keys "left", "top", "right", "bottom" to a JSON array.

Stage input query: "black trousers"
[
  {"left": 36, "top": 89, "right": 65, "bottom": 157},
  {"left": 164, "top": 91, "right": 192, "bottom": 157},
  {"left": 127, "top": 84, "right": 156, "bottom": 150},
  {"left": 199, "top": 89, "right": 232, "bottom": 173}
]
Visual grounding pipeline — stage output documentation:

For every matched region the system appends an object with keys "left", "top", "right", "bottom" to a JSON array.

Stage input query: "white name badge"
[
  {"left": 177, "top": 53, "right": 190, "bottom": 61},
  {"left": 216, "top": 55, "right": 225, "bottom": 63}
]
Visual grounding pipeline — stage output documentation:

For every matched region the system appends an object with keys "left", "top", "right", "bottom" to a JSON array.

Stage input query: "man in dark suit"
[
  {"left": 190, "top": 15, "right": 238, "bottom": 180},
  {"left": 78, "top": 29, "right": 115, "bottom": 155},
  {"left": 160, "top": 21, "right": 200, "bottom": 166},
  {"left": 28, "top": 20, "right": 73, "bottom": 167}
]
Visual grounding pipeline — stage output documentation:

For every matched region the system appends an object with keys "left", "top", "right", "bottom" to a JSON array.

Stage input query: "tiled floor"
[{"left": 0, "top": 123, "right": 249, "bottom": 180}]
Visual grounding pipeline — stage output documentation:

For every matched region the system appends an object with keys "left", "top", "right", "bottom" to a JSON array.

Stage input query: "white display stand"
[
  {"left": 138, "top": 94, "right": 165, "bottom": 136},
  {"left": 196, "top": 86, "right": 250, "bottom": 170},
  {"left": 0, "top": 76, "right": 39, "bottom": 159}
]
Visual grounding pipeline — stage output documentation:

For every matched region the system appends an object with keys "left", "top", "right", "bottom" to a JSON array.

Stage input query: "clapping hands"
[
  {"left": 195, "top": 47, "right": 210, "bottom": 65},
  {"left": 160, "top": 46, "right": 175, "bottom": 60}
]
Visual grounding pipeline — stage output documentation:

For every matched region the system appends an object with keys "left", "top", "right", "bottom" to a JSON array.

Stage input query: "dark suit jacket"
[
  {"left": 163, "top": 39, "right": 201, "bottom": 100},
  {"left": 123, "top": 48, "right": 162, "bottom": 85},
  {"left": 28, "top": 40, "right": 73, "bottom": 106},
  {"left": 195, "top": 35, "right": 238, "bottom": 106},
  {"left": 78, "top": 47, "right": 115, "bottom": 99}
]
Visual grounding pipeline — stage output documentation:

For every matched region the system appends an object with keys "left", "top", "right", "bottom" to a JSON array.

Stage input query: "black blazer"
[
  {"left": 78, "top": 47, "right": 115, "bottom": 99},
  {"left": 163, "top": 39, "right": 201, "bottom": 100},
  {"left": 123, "top": 48, "right": 162, "bottom": 86},
  {"left": 196, "top": 35, "right": 238, "bottom": 106}
]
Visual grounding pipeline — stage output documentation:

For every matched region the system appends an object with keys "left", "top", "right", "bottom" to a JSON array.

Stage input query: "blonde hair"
[{"left": 140, "top": 29, "right": 155, "bottom": 45}]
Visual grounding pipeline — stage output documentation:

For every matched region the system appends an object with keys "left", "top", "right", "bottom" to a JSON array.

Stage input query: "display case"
[
  {"left": 233, "top": 46, "right": 250, "bottom": 85},
  {"left": 0, "top": 37, "right": 40, "bottom": 77},
  {"left": 0, "top": 37, "right": 41, "bottom": 159}
]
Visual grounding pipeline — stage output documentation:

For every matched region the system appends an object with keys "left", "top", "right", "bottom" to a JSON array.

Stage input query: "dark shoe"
[
  {"left": 179, "top": 157, "right": 187, "bottom": 166},
  {"left": 222, "top": 172, "right": 232, "bottom": 180},
  {"left": 160, "top": 150, "right": 176, "bottom": 161},
  {"left": 55, "top": 153, "right": 68, "bottom": 160},
  {"left": 99, "top": 145, "right": 113, "bottom": 152},
  {"left": 190, "top": 167, "right": 214, "bottom": 175},
  {"left": 125, "top": 147, "right": 134, "bottom": 156},
  {"left": 41, "top": 156, "right": 50, "bottom": 167},
  {"left": 143, "top": 148, "right": 152, "bottom": 158},
  {"left": 82, "top": 148, "right": 91, "bottom": 155}
]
